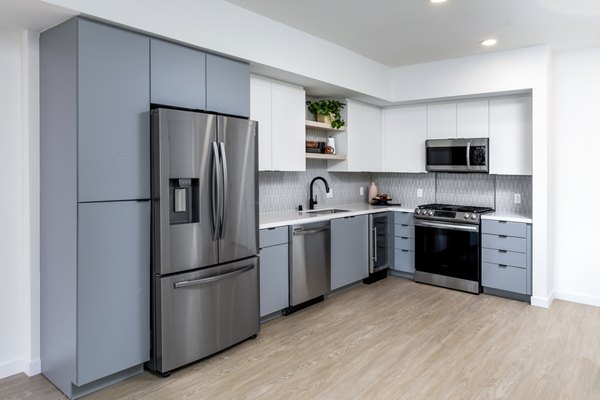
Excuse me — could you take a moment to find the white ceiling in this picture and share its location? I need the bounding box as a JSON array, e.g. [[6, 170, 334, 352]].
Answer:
[[226, 0, 600, 67], [0, 0, 74, 31]]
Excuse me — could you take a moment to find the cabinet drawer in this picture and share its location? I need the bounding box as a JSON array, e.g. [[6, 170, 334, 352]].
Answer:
[[482, 234, 526, 253], [259, 243, 289, 317], [394, 224, 415, 238], [395, 212, 414, 226], [394, 236, 415, 251], [259, 226, 288, 248], [482, 220, 526, 238], [482, 262, 527, 294], [481, 248, 527, 269], [394, 249, 414, 273]]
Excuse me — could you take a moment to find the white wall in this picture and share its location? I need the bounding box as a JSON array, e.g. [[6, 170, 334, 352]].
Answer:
[[41, 0, 392, 101], [389, 46, 554, 307], [552, 46, 600, 307]]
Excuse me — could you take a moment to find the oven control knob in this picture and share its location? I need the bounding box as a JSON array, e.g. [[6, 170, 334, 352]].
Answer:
[[471, 214, 477, 220], [415, 209, 421, 215], [428, 211, 434, 216], [464, 213, 470, 219]]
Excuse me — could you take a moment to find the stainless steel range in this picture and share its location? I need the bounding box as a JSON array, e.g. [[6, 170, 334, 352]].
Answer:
[[413, 204, 493, 294]]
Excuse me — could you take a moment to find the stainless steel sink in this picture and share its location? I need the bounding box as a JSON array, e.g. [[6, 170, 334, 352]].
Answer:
[[302, 208, 351, 215]]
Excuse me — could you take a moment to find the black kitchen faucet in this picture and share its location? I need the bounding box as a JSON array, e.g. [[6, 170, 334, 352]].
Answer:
[[309, 176, 330, 210]]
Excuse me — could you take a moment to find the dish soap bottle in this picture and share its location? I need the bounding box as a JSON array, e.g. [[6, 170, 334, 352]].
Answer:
[[368, 181, 378, 204]]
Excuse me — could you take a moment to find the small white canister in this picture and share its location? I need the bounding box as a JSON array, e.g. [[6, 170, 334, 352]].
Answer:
[[327, 136, 336, 154]]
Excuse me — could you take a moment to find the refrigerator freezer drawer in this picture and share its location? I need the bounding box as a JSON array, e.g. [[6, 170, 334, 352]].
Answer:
[[153, 257, 259, 373]]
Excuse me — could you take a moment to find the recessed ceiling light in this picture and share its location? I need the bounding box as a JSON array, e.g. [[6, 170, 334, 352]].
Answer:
[[430, 0, 447, 3], [481, 38, 497, 47]]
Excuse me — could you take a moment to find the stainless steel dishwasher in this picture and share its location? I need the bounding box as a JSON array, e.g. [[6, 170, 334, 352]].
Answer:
[[284, 220, 331, 315]]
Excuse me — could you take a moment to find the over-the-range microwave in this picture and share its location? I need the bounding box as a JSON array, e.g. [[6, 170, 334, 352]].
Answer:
[[425, 138, 489, 173]]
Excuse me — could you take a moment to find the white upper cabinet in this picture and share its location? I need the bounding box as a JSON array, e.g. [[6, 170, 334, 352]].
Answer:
[[489, 96, 532, 175], [383, 106, 427, 173], [457, 100, 489, 138], [427, 100, 490, 139], [427, 103, 456, 139], [250, 75, 305, 171], [329, 100, 383, 172]]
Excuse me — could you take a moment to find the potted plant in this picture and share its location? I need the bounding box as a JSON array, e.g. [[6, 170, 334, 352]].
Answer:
[[306, 99, 346, 129]]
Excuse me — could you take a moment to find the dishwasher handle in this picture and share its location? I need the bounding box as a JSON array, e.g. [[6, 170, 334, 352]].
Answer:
[[293, 226, 331, 236]]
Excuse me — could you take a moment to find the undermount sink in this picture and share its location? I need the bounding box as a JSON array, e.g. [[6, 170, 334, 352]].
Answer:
[[302, 208, 351, 215]]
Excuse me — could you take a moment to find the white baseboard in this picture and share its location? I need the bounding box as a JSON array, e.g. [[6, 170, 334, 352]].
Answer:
[[24, 357, 41, 376], [531, 291, 555, 308], [0, 357, 41, 380], [0, 358, 26, 380], [554, 290, 600, 308]]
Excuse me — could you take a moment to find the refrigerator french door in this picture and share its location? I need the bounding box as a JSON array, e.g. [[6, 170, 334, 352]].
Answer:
[[148, 108, 259, 375]]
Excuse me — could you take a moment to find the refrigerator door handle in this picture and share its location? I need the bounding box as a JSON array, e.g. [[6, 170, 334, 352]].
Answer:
[[211, 142, 222, 240], [173, 264, 255, 288], [219, 142, 229, 240]]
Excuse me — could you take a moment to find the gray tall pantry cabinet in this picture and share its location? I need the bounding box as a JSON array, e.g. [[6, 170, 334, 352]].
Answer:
[[40, 18, 151, 399]]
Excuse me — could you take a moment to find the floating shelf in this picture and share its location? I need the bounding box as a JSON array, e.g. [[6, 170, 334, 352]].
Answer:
[[305, 153, 346, 160], [305, 120, 346, 132]]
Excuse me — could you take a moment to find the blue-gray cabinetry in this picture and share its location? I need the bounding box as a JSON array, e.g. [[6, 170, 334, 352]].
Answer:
[[392, 212, 415, 277], [77, 19, 150, 202], [331, 215, 369, 290], [150, 39, 206, 110], [259, 227, 289, 318], [206, 53, 250, 117], [481, 219, 532, 300], [40, 17, 150, 399]]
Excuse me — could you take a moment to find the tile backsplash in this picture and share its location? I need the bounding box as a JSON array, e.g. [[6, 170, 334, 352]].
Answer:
[[259, 163, 532, 215]]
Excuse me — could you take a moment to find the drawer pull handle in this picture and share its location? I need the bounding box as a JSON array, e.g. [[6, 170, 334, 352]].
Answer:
[[401, 249, 409, 253], [498, 221, 508, 224], [498, 264, 508, 268], [268, 227, 276, 230], [401, 236, 409, 239], [498, 250, 508, 253], [498, 235, 508, 238]]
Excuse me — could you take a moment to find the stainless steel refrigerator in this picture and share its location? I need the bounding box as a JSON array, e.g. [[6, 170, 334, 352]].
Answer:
[[148, 108, 259, 375]]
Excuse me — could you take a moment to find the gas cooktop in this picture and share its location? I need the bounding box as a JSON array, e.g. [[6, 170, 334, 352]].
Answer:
[[414, 203, 494, 223]]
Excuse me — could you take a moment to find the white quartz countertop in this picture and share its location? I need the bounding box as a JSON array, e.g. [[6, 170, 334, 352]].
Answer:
[[481, 211, 532, 224], [259, 203, 415, 229]]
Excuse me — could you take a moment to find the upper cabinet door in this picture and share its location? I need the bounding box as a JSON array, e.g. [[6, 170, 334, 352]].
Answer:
[[383, 106, 427, 173], [427, 103, 457, 139], [489, 96, 532, 175], [150, 39, 206, 110], [206, 54, 250, 117], [77, 19, 150, 202], [250, 76, 273, 171], [457, 100, 489, 138], [271, 81, 306, 171]]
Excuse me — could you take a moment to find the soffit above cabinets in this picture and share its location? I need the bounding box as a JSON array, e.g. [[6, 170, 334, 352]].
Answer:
[[226, 0, 600, 67]]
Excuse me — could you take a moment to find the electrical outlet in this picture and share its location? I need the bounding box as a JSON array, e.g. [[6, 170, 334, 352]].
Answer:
[[514, 193, 521, 204], [417, 188, 423, 198], [326, 189, 333, 198], [359, 186, 364, 196]]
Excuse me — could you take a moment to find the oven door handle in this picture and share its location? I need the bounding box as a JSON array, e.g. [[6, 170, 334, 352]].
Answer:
[[414, 220, 479, 232]]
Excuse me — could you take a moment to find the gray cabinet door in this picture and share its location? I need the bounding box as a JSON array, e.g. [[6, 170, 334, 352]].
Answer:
[[78, 19, 150, 202], [206, 54, 250, 117], [259, 244, 289, 317], [150, 39, 206, 110], [331, 215, 369, 290], [77, 201, 150, 385]]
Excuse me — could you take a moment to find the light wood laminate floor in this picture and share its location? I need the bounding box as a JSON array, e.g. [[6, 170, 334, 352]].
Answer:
[[2, 277, 600, 399]]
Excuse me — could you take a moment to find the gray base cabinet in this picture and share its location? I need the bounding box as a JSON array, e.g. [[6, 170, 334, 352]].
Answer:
[[392, 212, 415, 275], [40, 17, 151, 399], [259, 227, 289, 317], [331, 215, 369, 290], [481, 220, 532, 296]]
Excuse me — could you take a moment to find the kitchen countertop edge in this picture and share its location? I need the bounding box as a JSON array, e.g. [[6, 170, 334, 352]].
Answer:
[[259, 204, 415, 229], [481, 212, 532, 224]]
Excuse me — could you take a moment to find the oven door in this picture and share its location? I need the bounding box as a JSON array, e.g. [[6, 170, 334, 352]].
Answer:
[[425, 138, 489, 173], [414, 219, 481, 293]]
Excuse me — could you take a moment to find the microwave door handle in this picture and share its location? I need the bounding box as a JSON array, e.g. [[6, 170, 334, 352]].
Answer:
[[466, 142, 471, 170]]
